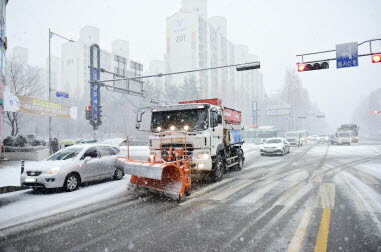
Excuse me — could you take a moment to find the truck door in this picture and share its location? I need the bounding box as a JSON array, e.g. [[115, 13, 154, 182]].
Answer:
[[210, 108, 224, 155]]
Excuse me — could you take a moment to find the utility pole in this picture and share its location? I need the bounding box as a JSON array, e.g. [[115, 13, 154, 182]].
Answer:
[[48, 29, 74, 153]]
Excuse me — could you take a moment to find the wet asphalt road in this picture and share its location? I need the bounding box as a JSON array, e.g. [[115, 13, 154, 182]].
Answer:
[[1, 140, 381, 252]]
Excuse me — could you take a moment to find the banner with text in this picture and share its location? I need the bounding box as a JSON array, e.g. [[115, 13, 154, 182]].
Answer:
[[3, 92, 77, 119]]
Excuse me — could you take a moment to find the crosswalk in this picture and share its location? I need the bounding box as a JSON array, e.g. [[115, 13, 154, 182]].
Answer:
[[183, 167, 380, 213]]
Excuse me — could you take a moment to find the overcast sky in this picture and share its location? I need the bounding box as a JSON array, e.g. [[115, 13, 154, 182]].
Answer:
[[6, 0, 381, 131]]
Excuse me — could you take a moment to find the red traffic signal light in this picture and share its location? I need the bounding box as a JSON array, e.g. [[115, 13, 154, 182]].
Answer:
[[374, 110, 381, 114], [297, 61, 329, 72], [372, 54, 381, 63], [85, 106, 92, 120]]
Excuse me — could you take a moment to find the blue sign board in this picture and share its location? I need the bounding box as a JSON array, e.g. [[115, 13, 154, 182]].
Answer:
[[92, 68, 99, 121], [56, 91, 69, 98], [230, 130, 244, 144], [336, 42, 358, 69]]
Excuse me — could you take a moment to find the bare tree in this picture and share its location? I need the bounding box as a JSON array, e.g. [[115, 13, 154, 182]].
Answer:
[[4, 57, 42, 136]]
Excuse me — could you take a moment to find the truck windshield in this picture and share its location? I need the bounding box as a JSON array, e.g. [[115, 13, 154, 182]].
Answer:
[[151, 109, 208, 132], [285, 133, 298, 138]]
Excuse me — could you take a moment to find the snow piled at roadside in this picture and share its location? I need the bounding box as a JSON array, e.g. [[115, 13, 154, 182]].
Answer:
[[0, 175, 131, 229]]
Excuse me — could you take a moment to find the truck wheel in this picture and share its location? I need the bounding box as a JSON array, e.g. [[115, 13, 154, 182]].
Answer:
[[210, 155, 224, 182], [233, 149, 244, 171]]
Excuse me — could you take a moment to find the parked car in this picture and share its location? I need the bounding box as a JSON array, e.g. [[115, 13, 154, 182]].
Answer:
[[20, 144, 124, 192], [260, 138, 290, 156], [336, 132, 352, 145]]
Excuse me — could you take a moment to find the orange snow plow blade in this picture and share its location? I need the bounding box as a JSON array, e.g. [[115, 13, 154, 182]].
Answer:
[[116, 157, 191, 199]]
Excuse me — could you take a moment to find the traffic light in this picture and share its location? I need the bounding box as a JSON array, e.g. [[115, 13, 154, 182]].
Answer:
[[374, 110, 381, 114], [98, 105, 103, 124], [298, 61, 329, 72], [372, 54, 381, 63], [85, 106, 92, 120]]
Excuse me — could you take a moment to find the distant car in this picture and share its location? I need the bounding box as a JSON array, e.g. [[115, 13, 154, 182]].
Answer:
[[336, 132, 351, 145], [284, 131, 304, 146], [20, 144, 124, 192], [260, 138, 290, 156], [310, 135, 320, 144], [74, 138, 97, 144], [328, 135, 337, 145], [319, 135, 329, 143]]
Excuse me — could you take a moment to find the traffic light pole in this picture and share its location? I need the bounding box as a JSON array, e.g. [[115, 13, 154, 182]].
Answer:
[[296, 38, 381, 65]]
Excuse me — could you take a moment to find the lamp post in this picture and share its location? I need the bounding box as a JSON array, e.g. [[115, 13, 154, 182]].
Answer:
[[48, 28, 74, 153]]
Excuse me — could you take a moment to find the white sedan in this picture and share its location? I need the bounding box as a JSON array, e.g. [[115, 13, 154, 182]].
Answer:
[[20, 144, 125, 192], [260, 138, 290, 156]]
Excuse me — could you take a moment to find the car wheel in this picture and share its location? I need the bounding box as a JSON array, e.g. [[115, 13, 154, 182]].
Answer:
[[210, 154, 224, 182], [64, 173, 80, 192], [113, 168, 124, 180]]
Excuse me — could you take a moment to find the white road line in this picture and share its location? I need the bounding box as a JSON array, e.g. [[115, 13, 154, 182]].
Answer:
[[283, 170, 309, 182], [355, 170, 380, 185], [310, 170, 323, 183], [238, 181, 280, 204], [178, 178, 234, 206], [314, 183, 335, 209], [276, 181, 308, 206], [208, 179, 255, 201], [287, 207, 314, 252]]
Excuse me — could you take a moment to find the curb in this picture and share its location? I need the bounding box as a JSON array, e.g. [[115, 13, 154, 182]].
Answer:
[[0, 186, 25, 194]]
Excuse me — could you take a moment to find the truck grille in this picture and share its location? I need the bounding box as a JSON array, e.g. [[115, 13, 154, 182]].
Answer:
[[160, 143, 194, 161]]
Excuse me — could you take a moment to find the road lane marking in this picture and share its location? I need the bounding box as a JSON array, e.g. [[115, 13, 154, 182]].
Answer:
[[310, 170, 323, 183], [178, 178, 234, 206], [238, 181, 280, 204], [314, 208, 331, 252], [276, 181, 307, 206], [208, 179, 255, 201], [315, 183, 335, 209], [287, 207, 314, 252], [283, 170, 309, 182], [354, 170, 379, 185]]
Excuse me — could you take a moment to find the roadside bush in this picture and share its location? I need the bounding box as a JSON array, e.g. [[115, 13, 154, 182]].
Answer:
[[3, 146, 47, 152], [26, 134, 36, 143], [31, 139, 42, 146], [3, 136, 16, 146], [15, 135, 28, 147]]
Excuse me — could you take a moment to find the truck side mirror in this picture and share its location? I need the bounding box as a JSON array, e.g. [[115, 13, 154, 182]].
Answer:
[[136, 122, 141, 130]]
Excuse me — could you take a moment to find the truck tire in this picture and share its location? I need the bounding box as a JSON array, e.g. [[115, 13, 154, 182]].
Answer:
[[210, 154, 224, 182], [232, 149, 244, 171]]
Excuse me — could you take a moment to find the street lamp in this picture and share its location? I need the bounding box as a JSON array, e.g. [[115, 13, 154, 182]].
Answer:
[[48, 28, 74, 153]]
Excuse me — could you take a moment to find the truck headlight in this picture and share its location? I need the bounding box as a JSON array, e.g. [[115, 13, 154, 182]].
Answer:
[[48, 167, 60, 175], [197, 153, 210, 160]]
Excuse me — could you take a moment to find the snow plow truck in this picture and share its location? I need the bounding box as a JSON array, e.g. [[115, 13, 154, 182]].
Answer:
[[115, 98, 245, 201]]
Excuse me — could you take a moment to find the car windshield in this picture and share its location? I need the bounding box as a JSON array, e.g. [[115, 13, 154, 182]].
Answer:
[[47, 148, 83, 161], [266, 139, 282, 144], [102, 138, 124, 146], [338, 133, 350, 137], [285, 133, 298, 138], [151, 108, 208, 132]]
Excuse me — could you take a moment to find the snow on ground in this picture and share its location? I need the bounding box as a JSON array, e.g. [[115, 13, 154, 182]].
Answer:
[[0, 175, 131, 229], [0, 161, 27, 187], [242, 143, 261, 153]]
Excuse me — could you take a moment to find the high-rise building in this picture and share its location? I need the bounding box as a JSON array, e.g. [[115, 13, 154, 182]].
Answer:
[[60, 26, 143, 101], [166, 0, 265, 125]]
